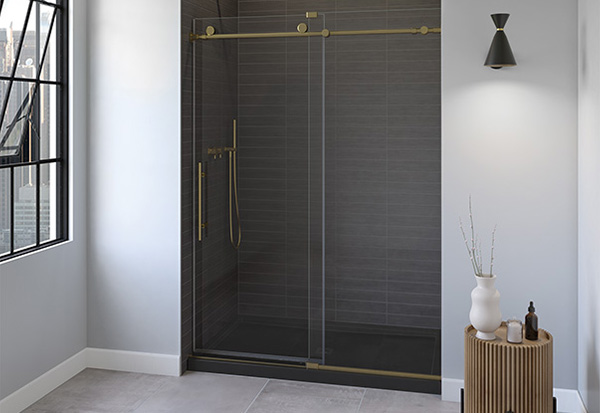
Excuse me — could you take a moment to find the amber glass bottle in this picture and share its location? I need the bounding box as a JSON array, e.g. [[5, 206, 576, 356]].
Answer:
[[525, 301, 538, 340]]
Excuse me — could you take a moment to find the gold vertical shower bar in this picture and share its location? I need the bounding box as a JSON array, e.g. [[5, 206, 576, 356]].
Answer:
[[198, 163, 206, 241]]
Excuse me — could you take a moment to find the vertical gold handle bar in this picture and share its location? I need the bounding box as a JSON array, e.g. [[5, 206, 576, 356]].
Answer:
[[198, 162, 202, 241], [198, 162, 205, 241]]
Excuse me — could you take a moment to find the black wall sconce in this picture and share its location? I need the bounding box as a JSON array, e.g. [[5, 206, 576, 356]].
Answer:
[[484, 13, 516, 69]]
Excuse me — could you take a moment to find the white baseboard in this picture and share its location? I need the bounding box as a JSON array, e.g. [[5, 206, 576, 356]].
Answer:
[[441, 377, 464, 402], [442, 378, 588, 413], [0, 348, 181, 413], [86, 348, 181, 377], [0, 349, 87, 413], [553, 388, 589, 413]]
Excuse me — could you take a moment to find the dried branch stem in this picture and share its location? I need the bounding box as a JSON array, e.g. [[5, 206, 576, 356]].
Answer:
[[489, 225, 497, 276], [460, 217, 480, 275], [460, 197, 497, 278]]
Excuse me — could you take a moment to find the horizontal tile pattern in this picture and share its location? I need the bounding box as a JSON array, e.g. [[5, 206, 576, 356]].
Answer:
[[237, 4, 441, 331], [236, 12, 324, 324]]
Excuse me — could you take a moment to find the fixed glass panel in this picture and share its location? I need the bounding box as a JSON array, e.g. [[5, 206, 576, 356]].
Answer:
[[321, 8, 441, 376], [40, 10, 58, 82], [39, 83, 57, 159], [0, 80, 33, 157], [193, 14, 324, 362], [0, 168, 9, 256], [13, 164, 37, 250], [0, 1, 30, 78], [40, 162, 57, 243]]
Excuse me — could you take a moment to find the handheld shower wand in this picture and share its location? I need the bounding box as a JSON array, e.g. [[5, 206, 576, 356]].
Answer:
[[227, 119, 241, 249]]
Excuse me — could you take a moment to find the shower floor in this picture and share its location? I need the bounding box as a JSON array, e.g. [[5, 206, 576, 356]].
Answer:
[[206, 318, 440, 376]]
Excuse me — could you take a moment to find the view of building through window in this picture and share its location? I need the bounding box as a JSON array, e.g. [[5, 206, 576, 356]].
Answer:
[[0, 0, 65, 258]]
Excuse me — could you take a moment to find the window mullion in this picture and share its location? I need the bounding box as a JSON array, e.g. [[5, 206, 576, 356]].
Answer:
[[9, 166, 14, 254], [35, 2, 41, 246], [35, 164, 40, 246], [35, 1, 40, 160], [0, 76, 60, 85]]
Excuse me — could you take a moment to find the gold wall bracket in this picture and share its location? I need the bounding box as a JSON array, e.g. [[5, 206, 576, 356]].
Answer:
[[297, 23, 308, 34], [306, 362, 319, 370]]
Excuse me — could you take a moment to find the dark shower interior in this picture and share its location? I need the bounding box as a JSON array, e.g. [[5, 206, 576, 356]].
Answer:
[[186, 0, 441, 383]]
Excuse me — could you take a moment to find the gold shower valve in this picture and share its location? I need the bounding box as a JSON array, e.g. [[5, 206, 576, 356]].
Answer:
[[207, 147, 224, 159]]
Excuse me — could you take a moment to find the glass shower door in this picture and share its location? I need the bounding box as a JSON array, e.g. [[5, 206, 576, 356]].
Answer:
[[320, 8, 441, 379], [193, 14, 325, 364]]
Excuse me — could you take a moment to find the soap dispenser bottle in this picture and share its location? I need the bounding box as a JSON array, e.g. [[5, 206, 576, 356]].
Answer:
[[525, 301, 538, 340]]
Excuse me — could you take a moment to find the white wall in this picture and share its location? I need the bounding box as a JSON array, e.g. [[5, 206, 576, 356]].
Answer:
[[0, 0, 88, 400], [442, 0, 578, 394], [86, 0, 181, 356], [578, 0, 600, 410]]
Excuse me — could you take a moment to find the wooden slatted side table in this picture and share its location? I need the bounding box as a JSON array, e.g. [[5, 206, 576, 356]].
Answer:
[[463, 323, 555, 413]]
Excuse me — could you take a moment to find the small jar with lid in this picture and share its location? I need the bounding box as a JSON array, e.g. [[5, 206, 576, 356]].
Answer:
[[507, 318, 523, 343]]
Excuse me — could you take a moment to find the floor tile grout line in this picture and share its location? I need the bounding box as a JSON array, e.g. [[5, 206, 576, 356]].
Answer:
[[130, 376, 172, 412], [355, 388, 367, 413], [243, 378, 270, 413]]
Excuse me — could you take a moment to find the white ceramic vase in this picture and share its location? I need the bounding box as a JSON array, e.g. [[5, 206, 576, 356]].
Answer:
[[469, 274, 502, 340]]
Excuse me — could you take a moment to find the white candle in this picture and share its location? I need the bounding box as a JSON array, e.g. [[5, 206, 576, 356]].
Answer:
[[507, 319, 523, 343]]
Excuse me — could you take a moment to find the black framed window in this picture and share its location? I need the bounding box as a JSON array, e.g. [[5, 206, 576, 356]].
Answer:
[[0, 0, 68, 261]]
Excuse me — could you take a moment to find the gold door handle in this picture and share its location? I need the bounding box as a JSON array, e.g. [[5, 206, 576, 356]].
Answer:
[[199, 163, 206, 241]]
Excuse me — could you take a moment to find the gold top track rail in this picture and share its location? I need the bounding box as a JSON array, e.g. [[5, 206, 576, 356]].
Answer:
[[190, 26, 441, 42]]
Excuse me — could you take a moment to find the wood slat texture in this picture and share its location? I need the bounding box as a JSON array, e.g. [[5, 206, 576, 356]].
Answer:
[[464, 323, 553, 413]]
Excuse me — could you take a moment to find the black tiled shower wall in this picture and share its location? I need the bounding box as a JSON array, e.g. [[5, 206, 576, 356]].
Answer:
[[236, 1, 441, 330], [236, 15, 324, 328]]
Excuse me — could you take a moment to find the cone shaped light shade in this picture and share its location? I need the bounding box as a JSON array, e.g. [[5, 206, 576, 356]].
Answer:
[[484, 13, 516, 69]]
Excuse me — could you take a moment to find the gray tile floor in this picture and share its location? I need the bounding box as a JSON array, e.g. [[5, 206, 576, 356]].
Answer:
[[23, 369, 460, 413]]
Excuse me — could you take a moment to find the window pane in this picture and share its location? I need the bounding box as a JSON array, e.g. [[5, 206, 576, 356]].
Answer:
[[0, 168, 10, 255], [0, 0, 32, 77], [40, 162, 57, 243], [39, 83, 57, 159], [13, 164, 37, 250], [14, 4, 56, 79], [0, 1, 30, 77], [40, 9, 57, 82], [0, 80, 34, 158]]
